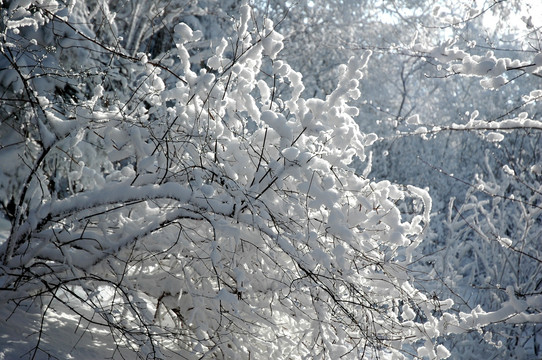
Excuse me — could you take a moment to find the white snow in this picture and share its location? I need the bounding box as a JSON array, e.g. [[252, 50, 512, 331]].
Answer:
[[2, 1, 541, 359]]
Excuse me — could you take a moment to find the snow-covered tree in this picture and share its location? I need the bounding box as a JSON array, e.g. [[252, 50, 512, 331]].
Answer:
[[258, 0, 542, 358], [401, 2, 542, 357], [1, 0, 541, 359], [0, 1, 447, 358]]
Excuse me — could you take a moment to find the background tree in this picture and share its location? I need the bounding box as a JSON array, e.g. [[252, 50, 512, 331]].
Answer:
[[404, 2, 542, 357]]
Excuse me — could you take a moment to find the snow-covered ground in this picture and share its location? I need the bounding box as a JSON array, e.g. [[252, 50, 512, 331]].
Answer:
[[0, 301, 124, 360], [0, 217, 134, 359], [0, 217, 9, 243]]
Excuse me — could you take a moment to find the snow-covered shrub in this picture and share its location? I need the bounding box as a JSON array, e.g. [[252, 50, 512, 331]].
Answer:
[[1, 1, 540, 359], [0, 1, 453, 358]]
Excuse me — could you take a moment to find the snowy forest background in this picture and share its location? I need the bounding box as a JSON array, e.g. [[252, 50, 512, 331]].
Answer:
[[0, 0, 541, 359]]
